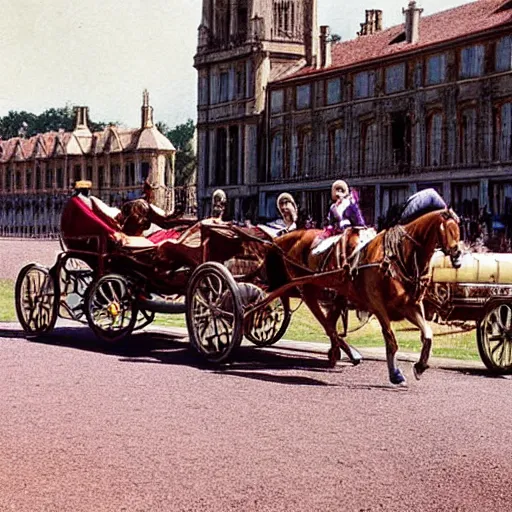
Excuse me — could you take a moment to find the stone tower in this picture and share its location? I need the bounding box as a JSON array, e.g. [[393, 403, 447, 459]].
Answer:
[[194, 0, 318, 219]]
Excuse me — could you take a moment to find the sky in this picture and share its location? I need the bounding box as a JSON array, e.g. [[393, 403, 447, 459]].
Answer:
[[0, 0, 472, 129]]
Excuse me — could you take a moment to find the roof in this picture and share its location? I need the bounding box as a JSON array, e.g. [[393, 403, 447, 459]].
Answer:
[[279, 0, 512, 82]]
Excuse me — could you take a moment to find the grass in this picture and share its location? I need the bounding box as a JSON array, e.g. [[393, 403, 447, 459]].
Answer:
[[1, 279, 480, 360]]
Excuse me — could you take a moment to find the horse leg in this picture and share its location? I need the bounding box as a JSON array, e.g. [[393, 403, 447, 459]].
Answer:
[[404, 303, 433, 380], [375, 311, 406, 385]]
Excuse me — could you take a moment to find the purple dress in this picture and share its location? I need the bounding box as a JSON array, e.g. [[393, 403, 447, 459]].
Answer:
[[328, 196, 366, 233]]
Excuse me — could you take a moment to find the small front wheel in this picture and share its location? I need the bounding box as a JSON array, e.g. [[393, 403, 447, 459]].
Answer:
[[85, 274, 138, 344], [15, 264, 58, 335], [477, 302, 512, 374], [186, 262, 243, 364]]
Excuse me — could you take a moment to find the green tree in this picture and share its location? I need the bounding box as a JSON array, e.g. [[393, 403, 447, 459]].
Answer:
[[157, 119, 197, 186], [0, 105, 109, 140]]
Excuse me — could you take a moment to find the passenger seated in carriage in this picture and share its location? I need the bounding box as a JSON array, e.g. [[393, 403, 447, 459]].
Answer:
[[327, 180, 365, 234], [258, 193, 298, 238], [211, 189, 227, 221], [398, 188, 447, 225]]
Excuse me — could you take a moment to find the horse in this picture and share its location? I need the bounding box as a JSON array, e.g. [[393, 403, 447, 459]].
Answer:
[[266, 209, 462, 385]]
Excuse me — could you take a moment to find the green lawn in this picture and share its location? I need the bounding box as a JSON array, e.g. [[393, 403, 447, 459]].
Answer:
[[2, 279, 480, 360]]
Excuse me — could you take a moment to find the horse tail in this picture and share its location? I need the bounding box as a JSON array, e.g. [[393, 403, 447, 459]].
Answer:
[[266, 247, 289, 292]]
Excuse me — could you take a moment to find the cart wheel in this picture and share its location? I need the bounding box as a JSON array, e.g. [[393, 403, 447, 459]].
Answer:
[[242, 283, 291, 347], [85, 274, 138, 343], [186, 262, 243, 363], [15, 264, 58, 335], [477, 302, 512, 374], [348, 309, 372, 333]]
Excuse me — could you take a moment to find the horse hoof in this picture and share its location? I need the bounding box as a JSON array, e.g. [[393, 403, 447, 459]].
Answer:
[[349, 346, 363, 366], [327, 347, 341, 368], [390, 369, 406, 385], [413, 363, 429, 380]]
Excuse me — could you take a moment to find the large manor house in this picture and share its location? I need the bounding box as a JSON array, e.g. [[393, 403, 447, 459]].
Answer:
[[1, 0, 512, 236], [195, 0, 512, 228]]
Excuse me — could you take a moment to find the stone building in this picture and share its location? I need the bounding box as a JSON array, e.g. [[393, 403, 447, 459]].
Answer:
[[0, 91, 177, 237], [195, 0, 512, 236]]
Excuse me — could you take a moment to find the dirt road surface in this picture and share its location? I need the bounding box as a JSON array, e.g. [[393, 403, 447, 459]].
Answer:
[[1, 323, 511, 512]]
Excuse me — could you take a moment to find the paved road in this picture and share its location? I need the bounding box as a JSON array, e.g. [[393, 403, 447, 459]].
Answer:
[[1, 322, 511, 512]]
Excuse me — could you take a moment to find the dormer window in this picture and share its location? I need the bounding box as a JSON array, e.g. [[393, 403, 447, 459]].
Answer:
[[460, 45, 484, 78], [354, 71, 375, 99], [385, 64, 405, 94], [496, 35, 512, 72], [426, 54, 446, 85]]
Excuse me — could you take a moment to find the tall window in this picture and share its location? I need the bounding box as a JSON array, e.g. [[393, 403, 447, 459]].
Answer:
[[426, 112, 444, 166], [215, 128, 227, 185], [35, 166, 42, 190], [219, 71, 229, 103], [5, 167, 11, 191], [26, 168, 32, 190], [296, 84, 311, 110], [273, 0, 296, 38], [270, 131, 284, 180], [385, 64, 405, 94], [56, 168, 64, 189], [426, 54, 446, 85], [361, 121, 377, 174], [496, 36, 512, 72], [271, 90, 284, 113], [460, 108, 477, 165], [326, 78, 342, 105], [497, 102, 512, 161], [460, 45, 484, 78], [111, 164, 121, 187], [45, 167, 53, 189], [354, 71, 375, 99], [328, 125, 344, 173], [297, 129, 311, 177]]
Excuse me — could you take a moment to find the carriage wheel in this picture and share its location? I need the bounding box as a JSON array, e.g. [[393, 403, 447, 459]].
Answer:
[[186, 262, 243, 364], [15, 264, 58, 336], [85, 274, 138, 344], [477, 302, 512, 374], [243, 284, 291, 347]]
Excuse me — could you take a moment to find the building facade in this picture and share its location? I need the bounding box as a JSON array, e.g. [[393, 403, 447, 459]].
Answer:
[[0, 91, 178, 237], [195, 0, 512, 238]]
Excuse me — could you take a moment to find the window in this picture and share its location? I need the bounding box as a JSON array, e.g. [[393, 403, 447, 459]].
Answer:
[[326, 78, 342, 105], [140, 162, 150, 181], [361, 121, 377, 174], [385, 64, 405, 94], [125, 163, 135, 186], [426, 112, 444, 166], [5, 167, 11, 191], [296, 84, 311, 110], [496, 35, 512, 72], [273, 0, 296, 38], [460, 108, 477, 164], [497, 102, 512, 161], [220, 72, 229, 103], [328, 125, 344, 172], [215, 128, 227, 185], [45, 167, 53, 189], [354, 71, 375, 99], [16, 170, 22, 190], [56, 168, 64, 189], [35, 166, 42, 190], [297, 129, 311, 177], [111, 164, 121, 187], [460, 45, 484, 78], [236, 66, 246, 99], [270, 132, 284, 180], [210, 72, 219, 104], [271, 90, 284, 113], [86, 166, 93, 181], [426, 54, 446, 85], [198, 75, 209, 106], [26, 168, 33, 190]]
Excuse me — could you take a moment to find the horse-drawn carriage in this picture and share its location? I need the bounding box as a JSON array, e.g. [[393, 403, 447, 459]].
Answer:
[[14, 191, 292, 362]]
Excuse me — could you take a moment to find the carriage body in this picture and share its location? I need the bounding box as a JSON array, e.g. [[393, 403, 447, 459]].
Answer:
[[15, 194, 291, 357], [425, 250, 512, 373]]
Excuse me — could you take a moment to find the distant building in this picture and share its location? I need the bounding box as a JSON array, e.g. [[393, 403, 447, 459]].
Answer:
[[0, 91, 176, 237], [194, 0, 512, 237]]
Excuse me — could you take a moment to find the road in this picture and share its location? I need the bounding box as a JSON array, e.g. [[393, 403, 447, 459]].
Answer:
[[1, 322, 511, 512]]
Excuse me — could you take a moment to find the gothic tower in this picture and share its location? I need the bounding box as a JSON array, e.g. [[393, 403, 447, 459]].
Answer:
[[194, 0, 318, 219]]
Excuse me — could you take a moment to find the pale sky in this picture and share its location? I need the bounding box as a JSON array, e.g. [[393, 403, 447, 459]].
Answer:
[[0, 0, 471, 129]]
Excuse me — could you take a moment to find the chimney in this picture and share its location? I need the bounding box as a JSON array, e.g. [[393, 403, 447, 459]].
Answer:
[[318, 25, 332, 69], [141, 89, 154, 129], [74, 106, 89, 130], [403, 1, 423, 44], [357, 9, 383, 36]]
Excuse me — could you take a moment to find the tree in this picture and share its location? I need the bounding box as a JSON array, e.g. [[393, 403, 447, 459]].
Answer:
[[157, 119, 197, 186], [0, 105, 110, 140], [328, 33, 341, 43]]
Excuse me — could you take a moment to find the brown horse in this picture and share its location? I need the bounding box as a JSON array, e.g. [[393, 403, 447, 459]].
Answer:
[[266, 209, 462, 385]]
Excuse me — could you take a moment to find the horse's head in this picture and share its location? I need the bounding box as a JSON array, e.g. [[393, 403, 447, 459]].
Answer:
[[438, 209, 462, 268]]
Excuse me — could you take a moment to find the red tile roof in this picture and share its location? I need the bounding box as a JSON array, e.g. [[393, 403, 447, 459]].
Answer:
[[279, 0, 512, 82]]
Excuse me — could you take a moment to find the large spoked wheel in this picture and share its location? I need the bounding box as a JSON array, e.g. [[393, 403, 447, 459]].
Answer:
[[242, 284, 291, 347], [85, 274, 138, 344], [186, 262, 243, 364], [15, 264, 58, 336], [477, 302, 512, 374]]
